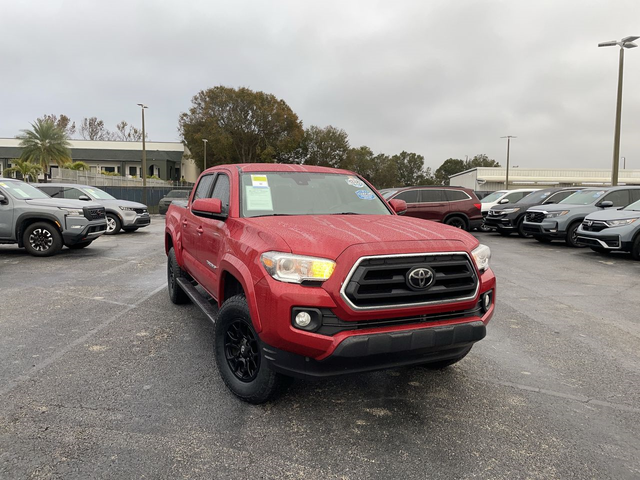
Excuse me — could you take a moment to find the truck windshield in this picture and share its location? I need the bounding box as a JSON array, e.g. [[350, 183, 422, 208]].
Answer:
[[480, 191, 507, 203], [560, 189, 606, 205], [240, 172, 391, 217], [0, 181, 50, 200]]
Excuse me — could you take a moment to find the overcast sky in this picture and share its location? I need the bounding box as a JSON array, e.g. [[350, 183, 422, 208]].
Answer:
[[2, 0, 640, 171]]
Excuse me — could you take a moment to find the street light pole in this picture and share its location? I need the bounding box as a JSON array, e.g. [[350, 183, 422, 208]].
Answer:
[[501, 136, 516, 189], [598, 36, 638, 186], [137, 103, 148, 205], [203, 138, 208, 172]]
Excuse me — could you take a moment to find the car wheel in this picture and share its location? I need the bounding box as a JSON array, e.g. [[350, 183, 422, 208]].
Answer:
[[215, 295, 287, 404], [534, 236, 552, 243], [167, 248, 189, 305], [122, 227, 139, 233], [565, 222, 585, 248], [422, 346, 472, 370], [22, 222, 63, 257], [631, 235, 640, 261], [517, 217, 532, 238], [479, 221, 493, 232], [445, 216, 468, 230], [68, 241, 93, 250], [105, 213, 122, 235]]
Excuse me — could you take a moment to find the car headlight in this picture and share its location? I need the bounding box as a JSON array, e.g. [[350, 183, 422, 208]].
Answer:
[[545, 210, 569, 218], [119, 206, 136, 211], [260, 252, 336, 284], [471, 244, 491, 273], [604, 218, 637, 227], [501, 208, 520, 214], [59, 207, 84, 216]]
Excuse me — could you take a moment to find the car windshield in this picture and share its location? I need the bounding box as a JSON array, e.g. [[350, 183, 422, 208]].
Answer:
[[519, 190, 556, 204], [0, 180, 50, 200], [559, 189, 607, 205], [167, 190, 190, 198], [623, 199, 640, 211], [82, 187, 115, 200], [480, 191, 507, 203], [240, 172, 391, 217]]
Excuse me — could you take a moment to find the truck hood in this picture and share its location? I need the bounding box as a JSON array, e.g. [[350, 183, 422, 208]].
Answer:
[[25, 198, 104, 209], [97, 199, 147, 209], [244, 215, 476, 259], [585, 208, 640, 221], [528, 203, 590, 212]]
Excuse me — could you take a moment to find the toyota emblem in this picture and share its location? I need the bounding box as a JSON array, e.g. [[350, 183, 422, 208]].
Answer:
[[406, 267, 435, 291]]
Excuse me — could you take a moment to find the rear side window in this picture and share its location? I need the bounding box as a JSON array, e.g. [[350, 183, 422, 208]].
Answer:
[[210, 174, 230, 213], [545, 190, 577, 204], [193, 174, 214, 201], [420, 189, 445, 202], [631, 189, 640, 203], [394, 190, 420, 204], [603, 189, 630, 207], [62, 188, 86, 200], [444, 190, 470, 201], [38, 186, 63, 198]]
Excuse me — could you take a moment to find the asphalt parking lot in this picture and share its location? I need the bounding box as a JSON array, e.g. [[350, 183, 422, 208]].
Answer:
[[1, 218, 639, 479]]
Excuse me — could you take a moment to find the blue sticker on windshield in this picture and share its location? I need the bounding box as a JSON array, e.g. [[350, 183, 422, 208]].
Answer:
[[355, 190, 375, 200]]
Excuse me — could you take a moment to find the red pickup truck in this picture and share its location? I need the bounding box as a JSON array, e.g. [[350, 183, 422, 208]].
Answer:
[[165, 164, 495, 403]]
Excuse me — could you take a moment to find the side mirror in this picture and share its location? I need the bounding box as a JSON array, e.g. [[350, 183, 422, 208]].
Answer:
[[499, 198, 510, 204], [78, 195, 91, 201], [389, 199, 407, 215], [191, 198, 225, 219], [598, 200, 614, 209], [0, 194, 6, 204]]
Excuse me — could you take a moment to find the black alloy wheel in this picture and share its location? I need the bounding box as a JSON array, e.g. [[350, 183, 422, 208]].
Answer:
[[22, 222, 63, 256], [445, 216, 467, 230], [565, 222, 585, 248], [224, 320, 261, 382], [167, 248, 189, 304]]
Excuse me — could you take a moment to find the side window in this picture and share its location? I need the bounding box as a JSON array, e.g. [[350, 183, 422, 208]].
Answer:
[[394, 190, 420, 204], [603, 190, 630, 207], [193, 174, 214, 201], [505, 192, 525, 203], [210, 174, 230, 213], [630, 189, 640, 203], [420, 189, 445, 202], [444, 190, 469, 201], [545, 190, 574, 204], [63, 188, 85, 200], [38, 187, 62, 198]]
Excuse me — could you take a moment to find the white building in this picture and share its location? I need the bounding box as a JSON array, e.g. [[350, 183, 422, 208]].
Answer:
[[450, 167, 640, 191]]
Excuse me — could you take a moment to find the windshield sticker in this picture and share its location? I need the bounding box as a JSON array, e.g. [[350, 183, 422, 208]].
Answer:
[[251, 175, 269, 188], [86, 188, 97, 196], [346, 177, 365, 188], [13, 188, 30, 198], [593, 191, 605, 198], [0, 182, 7, 187], [355, 189, 375, 200], [245, 185, 273, 210], [541, 192, 550, 197]]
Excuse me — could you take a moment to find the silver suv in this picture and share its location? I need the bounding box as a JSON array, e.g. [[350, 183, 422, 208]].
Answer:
[[522, 186, 640, 247], [576, 198, 640, 259], [37, 184, 150, 235]]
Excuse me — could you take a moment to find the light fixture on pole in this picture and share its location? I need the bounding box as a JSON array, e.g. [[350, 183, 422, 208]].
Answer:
[[203, 138, 208, 172], [500, 136, 516, 189], [598, 35, 639, 186], [137, 103, 148, 205]]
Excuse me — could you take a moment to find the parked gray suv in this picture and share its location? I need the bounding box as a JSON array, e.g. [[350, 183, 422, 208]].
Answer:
[[37, 183, 150, 235], [0, 179, 107, 256], [522, 186, 640, 247], [576, 198, 640, 259]]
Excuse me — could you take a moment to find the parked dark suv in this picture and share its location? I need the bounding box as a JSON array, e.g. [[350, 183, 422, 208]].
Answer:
[[380, 186, 482, 231], [485, 187, 584, 237]]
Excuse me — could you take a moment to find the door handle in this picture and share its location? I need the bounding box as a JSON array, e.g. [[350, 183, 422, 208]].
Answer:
[[196, 226, 204, 235]]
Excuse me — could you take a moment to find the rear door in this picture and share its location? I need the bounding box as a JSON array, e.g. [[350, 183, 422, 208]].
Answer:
[[601, 189, 630, 208], [416, 189, 447, 221], [181, 173, 215, 282]]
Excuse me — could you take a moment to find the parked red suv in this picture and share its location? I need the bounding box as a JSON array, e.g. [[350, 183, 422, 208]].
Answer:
[[380, 186, 483, 231]]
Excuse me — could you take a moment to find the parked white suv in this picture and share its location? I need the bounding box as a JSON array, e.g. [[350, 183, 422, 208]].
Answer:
[[479, 189, 539, 232]]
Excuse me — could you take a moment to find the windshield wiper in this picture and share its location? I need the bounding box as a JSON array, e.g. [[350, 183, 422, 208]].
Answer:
[[249, 214, 298, 218], [328, 212, 362, 215]]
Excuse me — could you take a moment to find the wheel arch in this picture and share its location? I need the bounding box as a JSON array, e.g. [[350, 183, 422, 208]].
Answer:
[[218, 255, 263, 332], [15, 213, 62, 248]]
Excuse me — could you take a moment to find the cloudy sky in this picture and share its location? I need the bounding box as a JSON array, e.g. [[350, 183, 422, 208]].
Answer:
[[2, 0, 640, 171]]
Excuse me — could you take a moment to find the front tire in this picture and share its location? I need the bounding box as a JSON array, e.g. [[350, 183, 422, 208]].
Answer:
[[479, 221, 493, 232], [22, 222, 63, 257], [517, 217, 532, 238], [167, 248, 189, 305], [565, 221, 585, 248], [215, 295, 286, 404], [631, 235, 640, 261], [105, 213, 122, 235]]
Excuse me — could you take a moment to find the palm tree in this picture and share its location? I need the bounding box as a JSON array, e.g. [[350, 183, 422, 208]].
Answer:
[[17, 119, 72, 181], [3, 159, 43, 183], [63, 161, 89, 171]]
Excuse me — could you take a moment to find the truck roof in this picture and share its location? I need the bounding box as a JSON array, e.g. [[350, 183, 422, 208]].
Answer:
[[218, 163, 354, 175]]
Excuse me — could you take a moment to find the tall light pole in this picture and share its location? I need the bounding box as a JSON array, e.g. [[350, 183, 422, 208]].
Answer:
[[598, 36, 638, 186], [501, 136, 516, 189], [203, 138, 208, 172], [137, 103, 148, 205]]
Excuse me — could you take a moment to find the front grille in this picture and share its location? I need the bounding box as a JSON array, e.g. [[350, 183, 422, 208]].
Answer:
[[83, 206, 106, 221], [134, 208, 148, 214], [581, 220, 608, 232], [342, 253, 478, 310], [526, 212, 545, 223], [488, 210, 504, 217]]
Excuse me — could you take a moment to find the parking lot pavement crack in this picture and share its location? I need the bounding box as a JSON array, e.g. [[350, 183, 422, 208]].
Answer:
[[0, 283, 166, 400]]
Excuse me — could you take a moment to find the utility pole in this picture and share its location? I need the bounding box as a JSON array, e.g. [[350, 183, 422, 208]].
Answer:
[[137, 104, 148, 205], [501, 136, 516, 189]]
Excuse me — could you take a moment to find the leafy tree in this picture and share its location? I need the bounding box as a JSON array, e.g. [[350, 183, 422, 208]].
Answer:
[[178, 86, 304, 169], [297, 125, 350, 168], [434, 158, 467, 185], [464, 154, 500, 169], [114, 121, 144, 141], [80, 117, 114, 141], [3, 159, 43, 182], [340, 147, 398, 189], [17, 119, 72, 181], [392, 151, 429, 186], [38, 114, 76, 138]]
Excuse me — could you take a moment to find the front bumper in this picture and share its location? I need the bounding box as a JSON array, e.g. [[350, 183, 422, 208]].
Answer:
[[122, 213, 151, 228], [576, 228, 633, 251], [485, 215, 516, 231], [522, 220, 566, 238], [62, 219, 107, 245]]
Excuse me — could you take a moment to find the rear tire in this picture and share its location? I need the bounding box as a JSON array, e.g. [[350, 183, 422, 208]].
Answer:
[[423, 346, 472, 370], [565, 221, 585, 248], [167, 248, 189, 305], [631, 235, 640, 261], [68, 241, 93, 250], [215, 295, 287, 404], [22, 222, 63, 257], [445, 216, 468, 230]]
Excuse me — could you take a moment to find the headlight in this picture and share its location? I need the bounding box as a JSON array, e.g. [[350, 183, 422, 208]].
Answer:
[[501, 208, 520, 214], [260, 252, 336, 284], [119, 206, 136, 211], [59, 207, 84, 216], [605, 218, 637, 227], [545, 210, 569, 218], [471, 244, 491, 273]]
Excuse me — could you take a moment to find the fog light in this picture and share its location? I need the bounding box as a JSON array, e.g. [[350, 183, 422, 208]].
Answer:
[[295, 311, 312, 327], [483, 293, 491, 310]]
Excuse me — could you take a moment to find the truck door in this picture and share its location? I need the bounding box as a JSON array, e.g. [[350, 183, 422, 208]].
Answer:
[[181, 173, 215, 282], [0, 185, 14, 239]]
